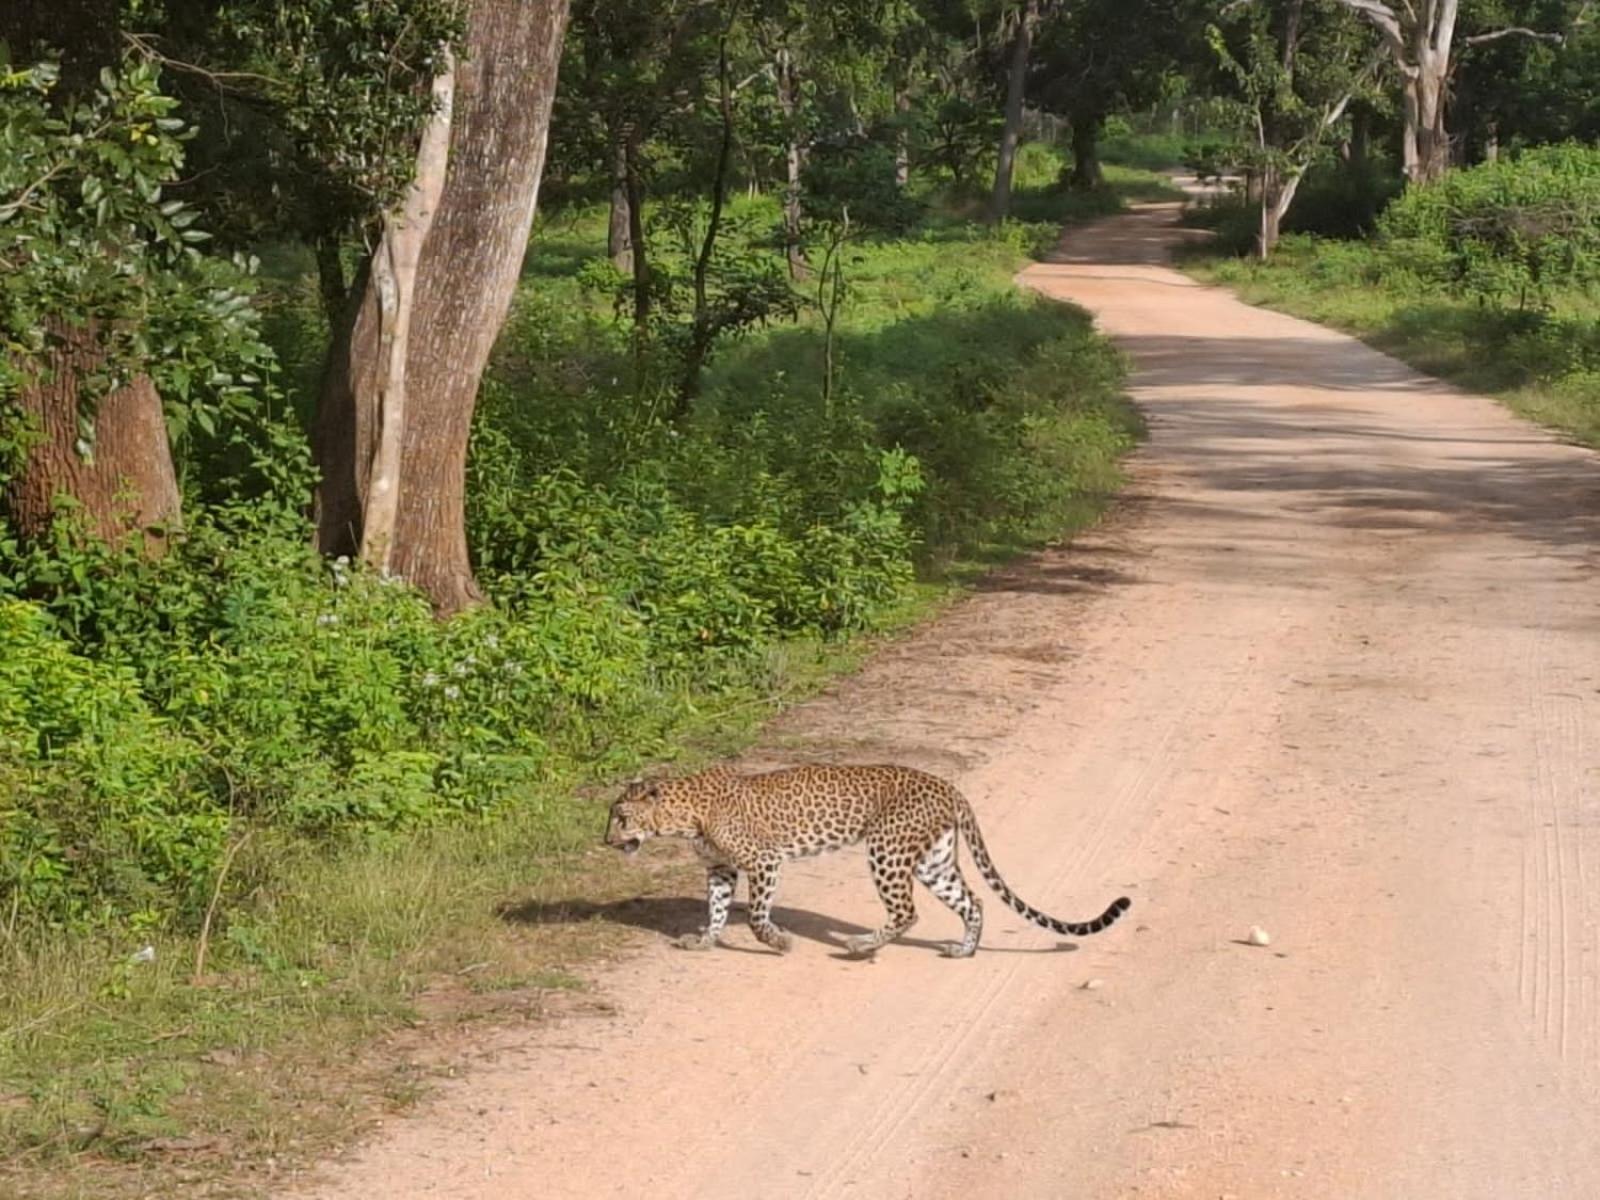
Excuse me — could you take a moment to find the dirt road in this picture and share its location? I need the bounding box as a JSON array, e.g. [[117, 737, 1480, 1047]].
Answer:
[[304, 202, 1600, 1199]]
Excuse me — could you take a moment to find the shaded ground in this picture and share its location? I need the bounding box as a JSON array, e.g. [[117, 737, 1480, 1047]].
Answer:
[[298, 200, 1600, 1200]]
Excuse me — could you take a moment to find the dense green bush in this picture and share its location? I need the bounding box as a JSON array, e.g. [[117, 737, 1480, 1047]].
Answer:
[[1378, 144, 1600, 305], [1286, 159, 1403, 239], [801, 140, 924, 232]]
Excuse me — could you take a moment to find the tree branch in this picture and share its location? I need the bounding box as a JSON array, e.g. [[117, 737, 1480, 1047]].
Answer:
[[1334, 0, 1411, 65], [1462, 26, 1565, 46]]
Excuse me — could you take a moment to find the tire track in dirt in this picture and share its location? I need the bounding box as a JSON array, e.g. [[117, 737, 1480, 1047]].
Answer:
[[300, 199, 1600, 1200]]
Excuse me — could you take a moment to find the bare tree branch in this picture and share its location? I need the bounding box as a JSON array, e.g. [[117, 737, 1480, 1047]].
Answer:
[[1462, 26, 1565, 46]]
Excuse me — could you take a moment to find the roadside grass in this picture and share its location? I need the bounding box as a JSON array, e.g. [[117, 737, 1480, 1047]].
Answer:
[[0, 158, 1164, 1199], [1, 600, 945, 1199], [1182, 233, 1600, 450]]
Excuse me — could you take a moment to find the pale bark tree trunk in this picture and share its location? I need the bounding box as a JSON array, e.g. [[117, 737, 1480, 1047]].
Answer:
[[1412, 44, 1451, 183], [1256, 88, 1358, 259], [893, 88, 911, 188], [4, 322, 180, 551], [988, 0, 1038, 222], [315, 0, 570, 615], [775, 47, 807, 280], [357, 54, 455, 575], [607, 130, 632, 272], [1257, 168, 1306, 259]]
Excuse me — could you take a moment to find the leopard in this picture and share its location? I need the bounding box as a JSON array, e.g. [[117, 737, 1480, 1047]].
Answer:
[[604, 763, 1131, 958]]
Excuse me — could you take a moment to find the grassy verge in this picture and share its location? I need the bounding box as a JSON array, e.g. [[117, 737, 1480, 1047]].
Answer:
[[1, 596, 941, 1200], [1, 161, 1160, 1199], [1181, 232, 1600, 448]]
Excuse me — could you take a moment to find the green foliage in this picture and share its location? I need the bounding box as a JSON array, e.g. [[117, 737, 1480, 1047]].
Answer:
[[642, 200, 803, 374], [0, 56, 272, 452], [1283, 156, 1402, 238], [1377, 144, 1600, 307], [213, 0, 465, 220], [802, 140, 925, 232], [1, 182, 1143, 932], [0, 599, 220, 927]]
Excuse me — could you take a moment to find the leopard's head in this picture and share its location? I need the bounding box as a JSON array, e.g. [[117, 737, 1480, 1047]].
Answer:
[[604, 779, 700, 855]]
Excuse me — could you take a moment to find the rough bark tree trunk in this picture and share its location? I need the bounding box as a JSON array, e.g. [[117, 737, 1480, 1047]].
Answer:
[[893, 88, 911, 188], [988, 0, 1037, 222], [314, 0, 569, 615], [1410, 50, 1450, 183], [1069, 111, 1103, 189], [775, 47, 807, 280], [607, 130, 633, 273], [356, 54, 455, 575], [4, 322, 181, 551], [624, 129, 650, 335], [676, 25, 736, 412]]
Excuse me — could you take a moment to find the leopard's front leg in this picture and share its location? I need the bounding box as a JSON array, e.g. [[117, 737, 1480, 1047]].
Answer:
[[745, 859, 794, 953], [675, 865, 737, 950]]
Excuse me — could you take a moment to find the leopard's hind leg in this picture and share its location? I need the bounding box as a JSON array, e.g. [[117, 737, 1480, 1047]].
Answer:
[[914, 828, 983, 958], [842, 835, 918, 957]]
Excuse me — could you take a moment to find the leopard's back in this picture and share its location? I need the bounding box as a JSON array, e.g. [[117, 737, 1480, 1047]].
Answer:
[[707, 764, 954, 859]]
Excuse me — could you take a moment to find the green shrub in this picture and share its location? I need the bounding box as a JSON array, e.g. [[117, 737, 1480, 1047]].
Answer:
[[1285, 159, 1403, 239], [802, 140, 924, 232], [0, 600, 221, 926], [1378, 144, 1600, 305]]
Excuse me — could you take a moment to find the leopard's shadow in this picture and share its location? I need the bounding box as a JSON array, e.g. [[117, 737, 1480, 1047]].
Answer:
[[496, 895, 1079, 957]]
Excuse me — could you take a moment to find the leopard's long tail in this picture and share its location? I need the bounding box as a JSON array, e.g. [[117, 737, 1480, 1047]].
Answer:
[[956, 801, 1131, 936]]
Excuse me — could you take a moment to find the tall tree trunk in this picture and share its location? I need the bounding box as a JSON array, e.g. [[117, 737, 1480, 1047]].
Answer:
[[607, 129, 633, 273], [315, 0, 570, 615], [1069, 110, 1103, 189], [988, 0, 1037, 222], [676, 23, 737, 413], [4, 322, 180, 551], [1348, 104, 1371, 169], [1257, 168, 1305, 259], [775, 47, 807, 280], [356, 54, 455, 575], [1410, 52, 1450, 183], [624, 128, 650, 335], [893, 88, 911, 188]]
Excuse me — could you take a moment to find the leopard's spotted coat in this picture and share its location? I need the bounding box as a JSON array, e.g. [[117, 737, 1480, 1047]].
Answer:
[[604, 764, 1131, 957]]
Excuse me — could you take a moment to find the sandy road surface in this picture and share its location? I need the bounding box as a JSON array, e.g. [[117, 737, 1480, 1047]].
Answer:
[[304, 202, 1600, 1199]]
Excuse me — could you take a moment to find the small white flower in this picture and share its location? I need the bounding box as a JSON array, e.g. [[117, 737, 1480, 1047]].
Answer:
[[483, 634, 499, 650], [316, 613, 339, 627], [451, 661, 470, 677], [421, 672, 441, 688], [131, 944, 156, 965], [443, 685, 461, 701], [333, 555, 350, 568]]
